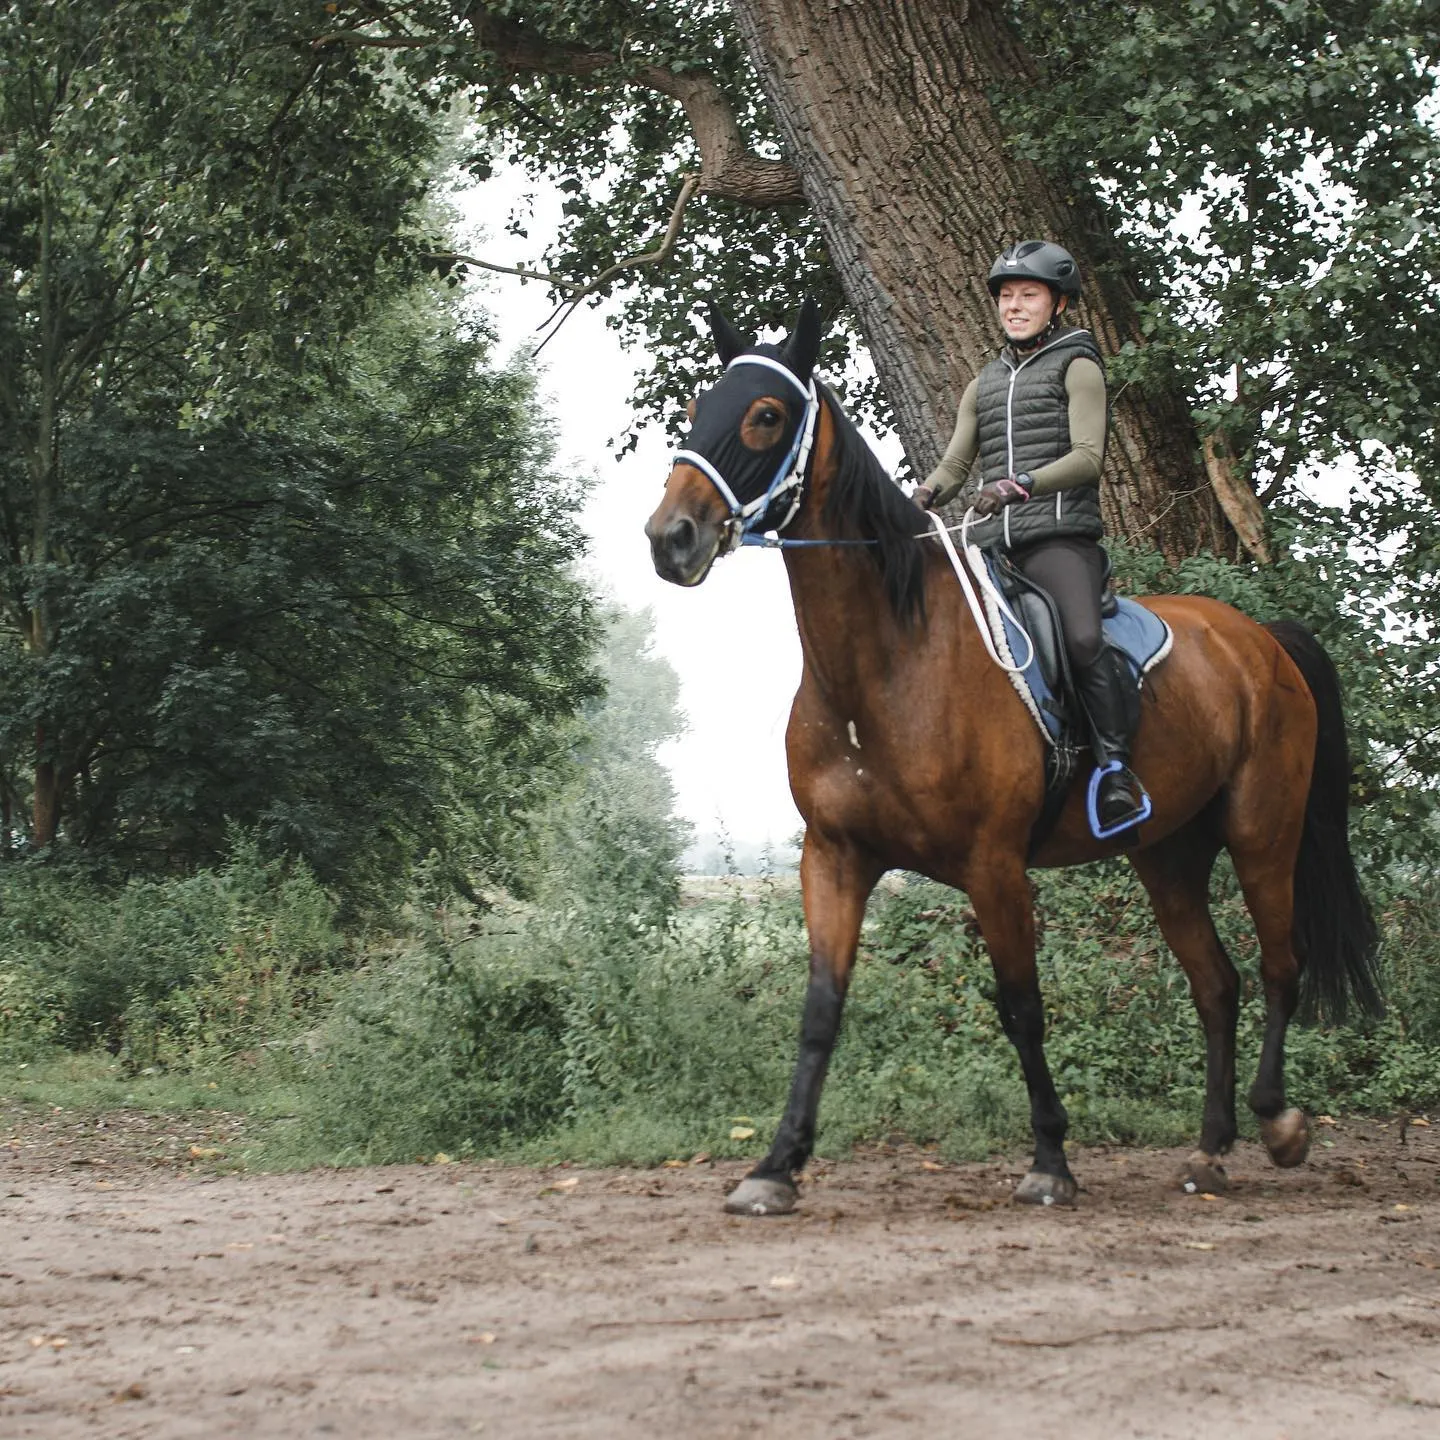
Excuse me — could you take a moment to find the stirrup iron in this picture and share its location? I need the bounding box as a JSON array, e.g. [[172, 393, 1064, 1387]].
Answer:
[[1087, 759, 1152, 840]]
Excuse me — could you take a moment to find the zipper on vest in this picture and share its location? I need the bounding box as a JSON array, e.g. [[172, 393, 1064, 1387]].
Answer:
[[999, 334, 1092, 541], [1003, 352, 1037, 479], [1003, 348, 1043, 552]]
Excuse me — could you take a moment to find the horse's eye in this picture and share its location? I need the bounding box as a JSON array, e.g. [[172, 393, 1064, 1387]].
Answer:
[[756, 406, 782, 427]]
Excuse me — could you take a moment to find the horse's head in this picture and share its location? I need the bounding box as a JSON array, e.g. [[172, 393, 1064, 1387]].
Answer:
[[646, 299, 822, 586]]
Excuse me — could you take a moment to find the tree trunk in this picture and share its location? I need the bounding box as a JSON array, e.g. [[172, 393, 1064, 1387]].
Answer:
[[33, 730, 60, 849], [727, 0, 1231, 562], [28, 184, 62, 849]]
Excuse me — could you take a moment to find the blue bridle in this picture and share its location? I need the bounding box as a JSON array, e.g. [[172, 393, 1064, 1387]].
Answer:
[[671, 354, 821, 554]]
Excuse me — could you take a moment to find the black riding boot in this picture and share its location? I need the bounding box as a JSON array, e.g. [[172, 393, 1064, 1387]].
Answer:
[[1075, 643, 1151, 836]]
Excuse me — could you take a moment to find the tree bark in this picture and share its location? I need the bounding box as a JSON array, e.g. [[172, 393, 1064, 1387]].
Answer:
[[33, 731, 60, 849], [727, 0, 1232, 562]]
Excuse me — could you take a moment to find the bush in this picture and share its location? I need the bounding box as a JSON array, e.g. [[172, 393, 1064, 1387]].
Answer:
[[294, 858, 1440, 1168], [0, 836, 342, 1068], [304, 928, 570, 1164], [294, 869, 798, 1163], [8, 819, 1438, 1173]]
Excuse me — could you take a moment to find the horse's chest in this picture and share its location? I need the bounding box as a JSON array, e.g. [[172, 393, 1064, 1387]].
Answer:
[[788, 712, 879, 813], [787, 712, 942, 841]]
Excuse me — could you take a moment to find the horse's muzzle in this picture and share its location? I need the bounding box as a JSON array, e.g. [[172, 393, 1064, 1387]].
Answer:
[[645, 509, 720, 587]]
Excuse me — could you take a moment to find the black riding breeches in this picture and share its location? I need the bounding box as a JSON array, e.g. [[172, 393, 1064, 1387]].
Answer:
[[1012, 536, 1106, 671]]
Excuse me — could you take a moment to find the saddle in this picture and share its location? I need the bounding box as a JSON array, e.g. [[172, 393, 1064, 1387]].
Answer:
[[994, 553, 1119, 730], [976, 547, 1173, 853], [981, 548, 1172, 750]]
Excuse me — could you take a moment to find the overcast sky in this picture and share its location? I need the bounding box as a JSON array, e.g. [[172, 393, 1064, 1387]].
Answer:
[[455, 171, 807, 846]]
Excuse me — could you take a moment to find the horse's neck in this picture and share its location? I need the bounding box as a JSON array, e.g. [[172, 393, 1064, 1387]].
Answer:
[[781, 546, 891, 708], [780, 504, 976, 727]]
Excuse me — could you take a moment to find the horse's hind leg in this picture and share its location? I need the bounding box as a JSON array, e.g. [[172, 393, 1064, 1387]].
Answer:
[[1131, 822, 1239, 1193], [1228, 840, 1311, 1169], [968, 856, 1076, 1206], [1223, 724, 1313, 1170], [724, 831, 880, 1217]]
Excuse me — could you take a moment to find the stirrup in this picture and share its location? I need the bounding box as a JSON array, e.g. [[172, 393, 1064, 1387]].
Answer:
[[1087, 759, 1152, 840]]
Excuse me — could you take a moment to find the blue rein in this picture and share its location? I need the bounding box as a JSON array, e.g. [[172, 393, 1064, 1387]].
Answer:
[[742, 533, 876, 548]]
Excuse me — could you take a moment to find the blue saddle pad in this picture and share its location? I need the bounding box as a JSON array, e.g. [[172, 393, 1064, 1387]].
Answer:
[[984, 552, 1173, 746]]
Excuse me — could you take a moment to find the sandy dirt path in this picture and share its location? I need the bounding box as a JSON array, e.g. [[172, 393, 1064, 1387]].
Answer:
[[2, 1110, 1438, 1438]]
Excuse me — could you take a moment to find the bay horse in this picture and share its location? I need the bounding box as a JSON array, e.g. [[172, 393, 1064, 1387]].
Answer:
[[645, 300, 1381, 1215]]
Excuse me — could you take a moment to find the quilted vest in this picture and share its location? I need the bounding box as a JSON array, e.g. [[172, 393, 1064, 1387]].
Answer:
[[967, 328, 1105, 550]]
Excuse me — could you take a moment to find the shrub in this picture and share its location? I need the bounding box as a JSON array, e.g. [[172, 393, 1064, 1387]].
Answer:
[[297, 861, 1440, 1166], [0, 836, 342, 1068]]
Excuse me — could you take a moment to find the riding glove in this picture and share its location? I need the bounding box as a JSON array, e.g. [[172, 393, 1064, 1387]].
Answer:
[[973, 475, 1032, 516]]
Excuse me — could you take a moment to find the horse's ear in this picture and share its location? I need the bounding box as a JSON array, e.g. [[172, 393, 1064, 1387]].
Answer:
[[708, 305, 752, 366], [782, 297, 822, 381]]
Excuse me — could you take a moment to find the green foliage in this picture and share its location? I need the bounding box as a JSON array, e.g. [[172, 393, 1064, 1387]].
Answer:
[[288, 863, 1440, 1168], [0, 1, 439, 433], [0, 835, 342, 1069], [529, 604, 691, 937], [0, 3, 602, 890], [302, 0, 1440, 488], [1007, 0, 1440, 501], [294, 869, 804, 1166], [299, 602, 696, 1159], [0, 1047, 285, 1119], [5, 834, 1438, 1171], [303, 921, 571, 1164], [315, 0, 871, 444], [1, 298, 600, 893]]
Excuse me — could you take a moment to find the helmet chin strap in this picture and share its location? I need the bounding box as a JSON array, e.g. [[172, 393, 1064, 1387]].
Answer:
[[1009, 325, 1052, 354]]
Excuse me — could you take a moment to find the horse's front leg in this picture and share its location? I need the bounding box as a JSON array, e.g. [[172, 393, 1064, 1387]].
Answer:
[[724, 833, 879, 1217], [968, 857, 1077, 1206]]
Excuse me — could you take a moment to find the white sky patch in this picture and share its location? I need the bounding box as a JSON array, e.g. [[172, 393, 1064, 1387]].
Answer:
[[453, 165, 806, 845]]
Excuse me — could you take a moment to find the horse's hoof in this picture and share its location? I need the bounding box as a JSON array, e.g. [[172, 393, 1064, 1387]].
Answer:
[[724, 1176, 798, 1217], [1259, 1108, 1311, 1168], [1177, 1151, 1229, 1195], [1012, 1170, 1078, 1207]]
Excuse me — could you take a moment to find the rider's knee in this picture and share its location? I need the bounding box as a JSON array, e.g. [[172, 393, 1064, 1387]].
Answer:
[[1069, 625, 1103, 671]]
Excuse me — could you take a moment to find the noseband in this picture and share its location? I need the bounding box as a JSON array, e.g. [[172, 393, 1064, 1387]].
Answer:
[[671, 354, 820, 553]]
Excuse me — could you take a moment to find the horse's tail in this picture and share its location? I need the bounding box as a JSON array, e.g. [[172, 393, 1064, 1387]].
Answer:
[[1264, 620, 1383, 1023]]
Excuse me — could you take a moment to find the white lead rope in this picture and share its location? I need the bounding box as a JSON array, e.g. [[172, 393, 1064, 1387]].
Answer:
[[927, 509, 1036, 675]]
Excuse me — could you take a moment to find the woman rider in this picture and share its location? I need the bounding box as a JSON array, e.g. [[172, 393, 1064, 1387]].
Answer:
[[912, 240, 1149, 834]]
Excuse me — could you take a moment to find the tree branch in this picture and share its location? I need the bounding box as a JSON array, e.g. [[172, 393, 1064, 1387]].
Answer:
[[423, 252, 588, 294], [531, 170, 701, 351], [1256, 385, 1313, 505], [313, 12, 805, 208], [312, 31, 429, 50], [430, 172, 702, 350], [1203, 434, 1271, 565]]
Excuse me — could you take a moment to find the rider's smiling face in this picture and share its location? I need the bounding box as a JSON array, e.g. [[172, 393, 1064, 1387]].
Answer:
[[997, 279, 1060, 342]]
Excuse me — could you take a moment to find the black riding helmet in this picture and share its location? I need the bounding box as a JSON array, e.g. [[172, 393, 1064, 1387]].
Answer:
[[986, 240, 1082, 299]]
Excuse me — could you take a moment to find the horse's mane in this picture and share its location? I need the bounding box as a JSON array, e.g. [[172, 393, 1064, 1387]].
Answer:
[[817, 383, 927, 626]]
